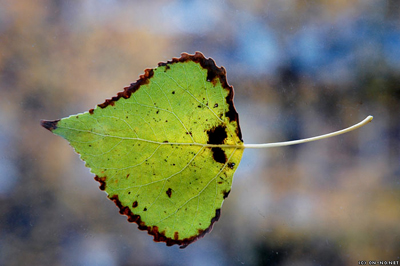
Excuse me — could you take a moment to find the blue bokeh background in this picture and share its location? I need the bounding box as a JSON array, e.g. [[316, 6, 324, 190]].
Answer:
[[0, 1, 399, 265]]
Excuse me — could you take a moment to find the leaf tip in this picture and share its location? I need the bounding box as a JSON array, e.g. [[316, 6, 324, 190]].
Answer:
[[40, 119, 60, 132]]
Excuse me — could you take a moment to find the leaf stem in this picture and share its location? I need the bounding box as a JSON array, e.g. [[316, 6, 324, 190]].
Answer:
[[242, 115, 373, 149]]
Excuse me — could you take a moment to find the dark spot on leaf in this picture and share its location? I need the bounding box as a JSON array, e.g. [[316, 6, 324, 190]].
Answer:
[[174, 232, 179, 240], [211, 148, 226, 164], [144, 207, 147, 211], [207, 125, 227, 145], [172, 91, 175, 94], [94, 176, 106, 191], [228, 162, 235, 169], [163, 140, 169, 143], [166, 188, 172, 198], [89, 109, 94, 114], [156, 110, 159, 114], [214, 103, 218, 108], [126, 174, 130, 178], [132, 201, 138, 208]]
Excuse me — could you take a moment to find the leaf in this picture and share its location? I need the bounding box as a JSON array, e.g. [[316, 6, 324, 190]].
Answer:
[[41, 52, 244, 248]]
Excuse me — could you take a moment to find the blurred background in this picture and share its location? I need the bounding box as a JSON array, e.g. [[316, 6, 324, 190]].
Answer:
[[1, 0, 399, 265]]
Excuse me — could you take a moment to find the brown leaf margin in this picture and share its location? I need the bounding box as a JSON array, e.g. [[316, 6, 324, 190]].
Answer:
[[108, 194, 221, 249]]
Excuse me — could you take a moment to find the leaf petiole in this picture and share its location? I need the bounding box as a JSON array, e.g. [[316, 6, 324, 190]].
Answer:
[[241, 115, 373, 149]]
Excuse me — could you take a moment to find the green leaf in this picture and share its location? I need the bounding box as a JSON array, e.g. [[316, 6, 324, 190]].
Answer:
[[41, 52, 244, 248]]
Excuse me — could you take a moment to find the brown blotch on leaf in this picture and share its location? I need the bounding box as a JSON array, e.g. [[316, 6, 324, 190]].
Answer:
[[225, 88, 241, 141], [207, 125, 228, 164], [132, 201, 138, 208], [108, 194, 221, 248], [89, 109, 94, 115], [94, 176, 106, 191], [207, 125, 227, 145], [40, 119, 60, 132], [166, 188, 172, 198], [211, 148, 227, 164]]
